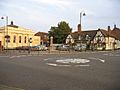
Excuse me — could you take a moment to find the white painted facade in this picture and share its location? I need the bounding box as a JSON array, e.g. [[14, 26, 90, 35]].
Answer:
[[93, 30, 117, 50], [66, 34, 74, 44]]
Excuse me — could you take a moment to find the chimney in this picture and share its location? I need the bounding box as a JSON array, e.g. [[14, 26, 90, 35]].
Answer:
[[108, 26, 111, 36], [114, 24, 116, 29], [11, 21, 14, 25], [77, 24, 81, 33]]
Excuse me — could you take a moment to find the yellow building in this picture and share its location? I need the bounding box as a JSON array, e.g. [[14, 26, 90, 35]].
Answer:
[[0, 21, 40, 49]]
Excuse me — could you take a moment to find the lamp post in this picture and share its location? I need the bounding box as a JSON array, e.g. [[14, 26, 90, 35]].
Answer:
[[78, 11, 86, 51], [68, 37, 72, 52], [86, 34, 91, 50], [50, 36, 53, 52], [78, 35, 82, 51], [79, 11, 86, 31], [1, 16, 9, 51], [28, 37, 32, 54]]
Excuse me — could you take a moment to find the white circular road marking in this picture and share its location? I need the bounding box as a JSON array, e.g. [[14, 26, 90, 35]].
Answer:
[[45, 58, 90, 67], [56, 58, 90, 64]]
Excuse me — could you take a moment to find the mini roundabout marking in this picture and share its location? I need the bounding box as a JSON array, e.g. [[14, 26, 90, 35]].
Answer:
[[44, 58, 90, 67]]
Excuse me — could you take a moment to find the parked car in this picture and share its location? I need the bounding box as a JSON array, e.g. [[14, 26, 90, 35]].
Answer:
[[16, 46, 30, 50], [74, 44, 86, 51], [57, 45, 70, 51], [31, 45, 48, 51]]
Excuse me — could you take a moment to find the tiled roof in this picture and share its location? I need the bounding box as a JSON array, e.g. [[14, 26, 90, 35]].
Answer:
[[35, 32, 48, 36], [71, 28, 120, 41], [111, 28, 120, 40], [99, 29, 108, 37], [71, 30, 97, 40], [97, 29, 119, 40]]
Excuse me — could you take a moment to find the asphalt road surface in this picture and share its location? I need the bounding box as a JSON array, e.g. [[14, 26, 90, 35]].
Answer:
[[0, 51, 120, 90]]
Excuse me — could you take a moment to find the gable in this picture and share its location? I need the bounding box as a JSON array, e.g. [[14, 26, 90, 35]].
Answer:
[[94, 31, 105, 43], [66, 34, 73, 39], [96, 31, 104, 37], [66, 34, 74, 44]]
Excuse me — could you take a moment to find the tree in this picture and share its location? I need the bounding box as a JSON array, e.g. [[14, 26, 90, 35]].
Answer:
[[49, 21, 72, 44]]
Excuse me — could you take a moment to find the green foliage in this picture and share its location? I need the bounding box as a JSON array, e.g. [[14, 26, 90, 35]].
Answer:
[[49, 21, 72, 44]]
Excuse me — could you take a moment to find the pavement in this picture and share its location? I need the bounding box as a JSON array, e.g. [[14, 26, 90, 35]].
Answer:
[[0, 49, 113, 56]]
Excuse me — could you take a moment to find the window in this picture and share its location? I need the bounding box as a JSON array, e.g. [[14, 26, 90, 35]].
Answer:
[[29, 38, 32, 43], [19, 36, 21, 43], [7, 38, 10, 43], [13, 35, 16, 43], [24, 36, 27, 43]]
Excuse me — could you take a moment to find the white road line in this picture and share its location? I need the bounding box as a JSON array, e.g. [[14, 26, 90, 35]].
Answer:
[[88, 57, 105, 63], [0, 84, 24, 90], [46, 63, 71, 67], [103, 53, 120, 57], [9, 54, 42, 59], [46, 63, 90, 67], [58, 64, 71, 67], [103, 53, 109, 56], [9, 55, 27, 58], [115, 54, 120, 56], [47, 63, 58, 66], [98, 58, 105, 63], [75, 64, 90, 67], [0, 56, 9, 57]]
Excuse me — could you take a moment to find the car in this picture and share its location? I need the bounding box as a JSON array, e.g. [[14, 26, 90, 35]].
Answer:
[[16, 46, 30, 50], [31, 45, 48, 51], [57, 45, 70, 51], [74, 44, 86, 51]]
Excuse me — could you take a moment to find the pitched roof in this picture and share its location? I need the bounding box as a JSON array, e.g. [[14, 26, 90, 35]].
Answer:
[[99, 29, 108, 36], [111, 27, 120, 40], [71, 30, 97, 40], [70, 28, 120, 41], [98, 29, 118, 40]]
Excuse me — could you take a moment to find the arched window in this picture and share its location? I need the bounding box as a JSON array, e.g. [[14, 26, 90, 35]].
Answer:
[[19, 36, 21, 43], [13, 35, 16, 43], [24, 36, 27, 43]]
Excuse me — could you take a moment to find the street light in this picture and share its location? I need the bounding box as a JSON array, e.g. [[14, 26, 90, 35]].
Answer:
[[1, 16, 9, 50], [85, 34, 91, 50], [28, 37, 32, 54], [79, 11, 86, 32], [48, 36, 53, 53], [68, 37, 72, 52], [78, 11, 86, 51]]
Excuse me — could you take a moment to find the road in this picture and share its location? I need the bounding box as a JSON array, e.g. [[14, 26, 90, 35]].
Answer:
[[0, 50, 120, 90]]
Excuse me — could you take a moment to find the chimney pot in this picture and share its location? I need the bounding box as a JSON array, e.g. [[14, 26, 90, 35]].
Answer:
[[114, 24, 116, 29], [77, 24, 81, 33], [108, 26, 111, 36], [108, 26, 110, 30], [11, 21, 13, 25]]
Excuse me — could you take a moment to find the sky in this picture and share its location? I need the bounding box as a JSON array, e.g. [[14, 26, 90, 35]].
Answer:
[[0, 0, 120, 32]]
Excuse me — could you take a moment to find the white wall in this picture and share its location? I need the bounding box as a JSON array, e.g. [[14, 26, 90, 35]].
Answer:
[[66, 35, 74, 44]]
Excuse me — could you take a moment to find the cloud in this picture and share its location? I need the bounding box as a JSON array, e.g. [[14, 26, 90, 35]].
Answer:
[[0, 0, 120, 32], [30, 0, 75, 9]]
